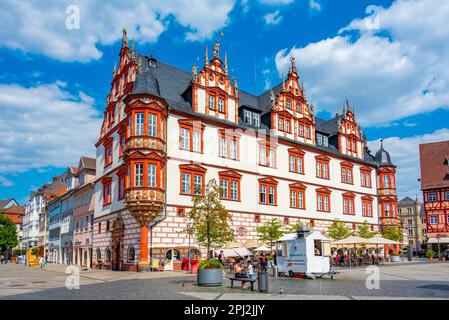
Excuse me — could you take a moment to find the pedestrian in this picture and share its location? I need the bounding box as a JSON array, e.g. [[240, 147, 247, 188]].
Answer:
[[247, 260, 254, 280], [39, 256, 43, 270], [0, 254, 4, 264]]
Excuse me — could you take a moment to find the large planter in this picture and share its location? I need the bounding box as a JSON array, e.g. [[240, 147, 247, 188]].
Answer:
[[197, 268, 223, 287], [390, 255, 400, 262]]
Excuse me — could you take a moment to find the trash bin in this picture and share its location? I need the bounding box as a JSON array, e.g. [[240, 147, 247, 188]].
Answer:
[[272, 265, 278, 278], [258, 271, 269, 293]]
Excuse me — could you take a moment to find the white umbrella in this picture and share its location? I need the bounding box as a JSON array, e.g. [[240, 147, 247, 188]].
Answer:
[[363, 235, 402, 245], [332, 235, 370, 246], [254, 245, 271, 252]]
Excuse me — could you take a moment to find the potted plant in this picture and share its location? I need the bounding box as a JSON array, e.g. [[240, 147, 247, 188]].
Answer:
[[197, 259, 225, 287], [440, 254, 446, 262], [426, 249, 435, 260], [390, 251, 401, 262], [187, 179, 235, 287]]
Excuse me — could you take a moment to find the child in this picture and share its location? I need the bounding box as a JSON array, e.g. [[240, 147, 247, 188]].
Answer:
[[247, 260, 254, 280]]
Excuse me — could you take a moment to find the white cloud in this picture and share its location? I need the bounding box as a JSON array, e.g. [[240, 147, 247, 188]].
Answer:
[[308, 0, 322, 12], [258, 0, 294, 4], [0, 0, 236, 62], [369, 129, 449, 200], [0, 82, 101, 184], [274, 0, 449, 126], [264, 10, 283, 25], [0, 176, 14, 187]]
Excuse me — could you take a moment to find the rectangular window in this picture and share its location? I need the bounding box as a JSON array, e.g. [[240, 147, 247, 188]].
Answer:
[[243, 110, 251, 124], [305, 126, 310, 139], [220, 179, 229, 199], [135, 113, 144, 135], [218, 98, 224, 113], [193, 174, 202, 195], [341, 166, 353, 184], [148, 114, 157, 137], [268, 149, 275, 167], [180, 128, 190, 150], [317, 134, 323, 146], [102, 183, 111, 206], [286, 99, 291, 109], [148, 164, 156, 187], [430, 216, 438, 224], [219, 137, 227, 158], [208, 95, 215, 109], [316, 160, 329, 179], [290, 189, 305, 209], [253, 113, 260, 127], [290, 190, 296, 208], [259, 185, 266, 204], [118, 176, 126, 200], [289, 155, 295, 172], [181, 173, 191, 194], [428, 192, 437, 202], [192, 131, 201, 152], [322, 136, 328, 147], [445, 191, 449, 201], [268, 187, 275, 204], [134, 164, 143, 187], [299, 125, 304, 137], [317, 192, 330, 212], [230, 139, 237, 160], [230, 181, 238, 200]]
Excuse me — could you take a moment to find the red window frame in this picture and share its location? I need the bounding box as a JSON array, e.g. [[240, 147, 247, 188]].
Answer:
[[340, 162, 354, 185], [102, 177, 112, 206], [288, 148, 305, 174], [103, 138, 113, 168], [360, 167, 372, 188], [258, 140, 277, 168], [342, 192, 356, 215], [255, 214, 261, 223], [316, 188, 331, 212], [218, 129, 241, 160], [278, 114, 292, 133], [259, 177, 278, 206], [362, 196, 373, 217], [179, 164, 207, 196], [130, 160, 163, 189], [316, 155, 330, 179], [218, 170, 242, 201], [178, 119, 205, 153], [131, 109, 162, 137], [290, 183, 306, 209]]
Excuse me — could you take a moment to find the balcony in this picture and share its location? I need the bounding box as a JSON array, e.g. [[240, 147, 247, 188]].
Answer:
[[124, 187, 165, 226], [125, 135, 165, 153]]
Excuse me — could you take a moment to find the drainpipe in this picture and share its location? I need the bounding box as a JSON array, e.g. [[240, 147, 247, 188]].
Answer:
[[149, 108, 168, 271]]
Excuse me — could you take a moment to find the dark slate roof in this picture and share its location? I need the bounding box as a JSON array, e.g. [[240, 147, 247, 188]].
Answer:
[[80, 156, 96, 170], [374, 141, 394, 166], [131, 56, 380, 167], [399, 196, 416, 205]]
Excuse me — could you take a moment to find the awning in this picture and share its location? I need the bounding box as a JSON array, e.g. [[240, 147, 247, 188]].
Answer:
[[428, 237, 449, 244]]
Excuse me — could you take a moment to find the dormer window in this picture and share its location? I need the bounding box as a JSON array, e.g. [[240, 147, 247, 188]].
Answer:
[[316, 134, 329, 147], [286, 99, 291, 109], [242, 109, 260, 127], [149, 59, 156, 68]]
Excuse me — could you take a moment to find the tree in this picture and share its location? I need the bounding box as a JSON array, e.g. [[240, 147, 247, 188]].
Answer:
[[357, 220, 378, 239], [288, 219, 312, 233], [256, 218, 285, 249], [188, 179, 235, 259], [327, 219, 352, 240], [0, 213, 18, 253], [382, 226, 404, 242]]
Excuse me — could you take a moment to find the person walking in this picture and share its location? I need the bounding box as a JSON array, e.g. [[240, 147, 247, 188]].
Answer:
[[259, 252, 268, 272], [247, 260, 254, 280], [39, 256, 44, 271], [0, 254, 4, 264]]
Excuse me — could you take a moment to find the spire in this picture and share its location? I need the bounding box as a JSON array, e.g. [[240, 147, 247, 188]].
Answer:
[[213, 39, 220, 59], [113, 61, 117, 74], [131, 38, 135, 59], [204, 44, 209, 67], [345, 97, 351, 113], [301, 81, 305, 95], [224, 52, 228, 74], [290, 55, 297, 74], [282, 72, 285, 90], [121, 27, 128, 48]]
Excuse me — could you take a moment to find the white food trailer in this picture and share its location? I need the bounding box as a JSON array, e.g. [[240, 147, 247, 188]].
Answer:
[[275, 227, 335, 279]]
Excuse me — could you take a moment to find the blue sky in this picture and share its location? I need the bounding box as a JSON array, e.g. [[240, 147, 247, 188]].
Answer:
[[1, 0, 449, 204]]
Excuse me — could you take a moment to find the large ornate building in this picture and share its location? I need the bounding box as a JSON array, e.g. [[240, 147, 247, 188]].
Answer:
[[398, 196, 427, 253], [92, 30, 399, 271]]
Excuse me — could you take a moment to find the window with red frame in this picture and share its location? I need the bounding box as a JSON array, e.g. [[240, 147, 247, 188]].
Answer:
[[316, 156, 330, 179], [259, 178, 278, 205], [316, 188, 331, 212], [288, 149, 304, 174], [177, 207, 186, 217], [219, 172, 241, 201], [343, 193, 355, 215], [119, 134, 126, 156], [259, 142, 277, 168], [131, 162, 161, 189], [298, 123, 311, 139], [118, 175, 126, 201], [278, 115, 291, 133], [290, 186, 306, 209], [180, 165, 206, 196], [104, 143, 112, 167], [102, 181, 112, 206], [132, 110, 160, 137], [347, 137, 357, 152], [360, 169, 372, 188], [362, 198, 373, 217], [255, 214, 261, 223], [284, 217, 290, 224], [218, 130, 240, 160], [341, 163, 353, 184], [179, 120, 204, 153]]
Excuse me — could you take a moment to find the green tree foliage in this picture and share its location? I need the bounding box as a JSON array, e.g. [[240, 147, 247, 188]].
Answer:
[[382, 226, 404, 242], [256, 218, 285, 249], [188, 179, 235, 259], [0, 213, 18, 252], [357, 220, 378, 239], [288, 219, 313, 233], [327, 219, 352, 240]]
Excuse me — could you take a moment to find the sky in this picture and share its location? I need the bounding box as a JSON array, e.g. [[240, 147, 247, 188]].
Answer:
[[1, 0, 449, 204]]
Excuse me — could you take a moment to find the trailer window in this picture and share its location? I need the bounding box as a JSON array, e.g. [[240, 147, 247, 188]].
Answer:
[[322, 241, 331, 257], [314, 240, 322, 256]]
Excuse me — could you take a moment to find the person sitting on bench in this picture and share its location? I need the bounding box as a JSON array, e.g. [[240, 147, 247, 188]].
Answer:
[[234, 261, 248, 289]]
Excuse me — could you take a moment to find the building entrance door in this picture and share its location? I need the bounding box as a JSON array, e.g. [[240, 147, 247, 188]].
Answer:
[[112, 240, 121, 271]]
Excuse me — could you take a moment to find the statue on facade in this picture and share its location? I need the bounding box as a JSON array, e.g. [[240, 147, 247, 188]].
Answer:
[[192, 63, 198, 82], [270, 89, 275, 106], [213, 40, 220, 58], [233, 76, 239, 97], [290, 55, 297, 74]]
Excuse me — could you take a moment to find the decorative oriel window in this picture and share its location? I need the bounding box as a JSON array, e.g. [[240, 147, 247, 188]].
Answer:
[[288, 148, 305, 174], [131, 109, 163, 138], [258, 140, 277, 168], [259, 177, 278, 205], [179, 164, 207, 196], [290, 183, 306, 209], [130, 160, 163, 189], [360, 167, 372, 188], [178, 119, 205, 153], [218, 129, 241, 160], [316, 187, 331, 212], [342, 192, 356, 215], [340, 161, 354, 184], [316, 155, 330, 179], [362, 196, 373, 217], [218, 170, 242, 201]]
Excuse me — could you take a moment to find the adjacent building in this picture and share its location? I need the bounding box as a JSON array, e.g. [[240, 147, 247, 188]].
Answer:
[[73, 157, 96, 268], [419, 140, 449, 253], [1, 204, 25, 250], [91, 31, 399, 271], [398, 196, 427, 253]]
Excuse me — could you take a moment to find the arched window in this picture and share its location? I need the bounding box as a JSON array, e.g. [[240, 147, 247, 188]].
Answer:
[[96, 248, 102, 262], [105, 247, 111, 263], [128, 246, 135, 262]]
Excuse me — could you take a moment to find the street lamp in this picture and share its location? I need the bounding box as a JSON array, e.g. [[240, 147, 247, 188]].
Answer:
[[187, 223, 191, 273], [437, 236, 441, 259]]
